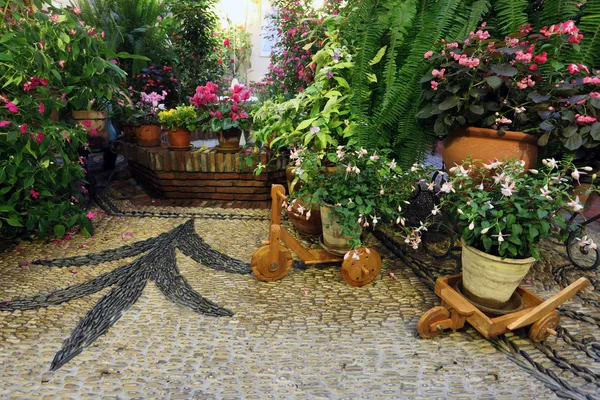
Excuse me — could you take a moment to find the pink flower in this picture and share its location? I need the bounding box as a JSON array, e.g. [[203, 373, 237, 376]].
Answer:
[[423, 50, 433, 59], [430, 81, 439, 91], [20, 124, 27, 134], [209, 111, 223, 119], [30, 188, 39, 199], [578, 63, 590, 74], [575, 114, 597, 125], [529, 64, 538, 71], [446, 42, 459, 49], [431, 68, 445, 79], [533, 52, 547, 64], [35, 132, 45, 145], [240, 111, 249, 119], [62, 93, 67, 103], [110, 59, 118, 64], [101, 31, 105, 39], [86, 211, 96, 219], [83, 120, 91, 128], [38, 103, 45, 114], [39, 40, 45, 50], [6, 102, 18, 113], [74, 5, 82, 14], [223, 38, 230, 47], [0, 120, 10, 127], [58, 60, 65, 68], [568, 64, 580, 74], [590, 92, 600, 98], [50, 14, 59, 23]]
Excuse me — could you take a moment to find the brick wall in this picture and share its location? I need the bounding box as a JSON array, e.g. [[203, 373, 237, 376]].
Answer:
[[121, 143, 287, 202]]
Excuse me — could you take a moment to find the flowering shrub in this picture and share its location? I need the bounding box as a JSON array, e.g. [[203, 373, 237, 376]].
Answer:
[[290, 146, 434, 251], [133, 91, 166, 124], [191, 82, 252, 132], [214, 24, 252, 78], [440, 158, 598, 260], [158, 105, 198, 131], [265, 0, 343, 97], [132, 65, 179, 108], [417, 21, 600, 153]]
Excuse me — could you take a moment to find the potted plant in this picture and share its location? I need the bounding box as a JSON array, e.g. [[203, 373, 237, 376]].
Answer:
[[158, 105, 198, 150], [133, 91, 166, 147], [291, 145, 433, 255], [440, 157, 598, 309], [417, 21, 599, 168], [191, 82, 252, 152]]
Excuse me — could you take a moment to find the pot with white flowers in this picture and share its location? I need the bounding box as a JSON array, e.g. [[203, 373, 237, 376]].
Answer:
[[418, 21, 600, 169], [440, 157, 598, 310], [291, 145, 434, 256]]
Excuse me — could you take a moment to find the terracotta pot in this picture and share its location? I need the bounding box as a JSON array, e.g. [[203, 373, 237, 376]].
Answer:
[[136, 124, 161, 147], [71, 110, 108, 147], [217, 128, 242, 153], [461, 242, 536, 309], [321, 203, 354, 254], [167, 127, 191, 150], [285, 166, 323, 237], [442, 127, 538, 169]]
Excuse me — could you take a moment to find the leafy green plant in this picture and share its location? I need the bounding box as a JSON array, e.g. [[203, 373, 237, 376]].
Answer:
[[290, 145, 435, 251], [417, 21, 600, 153], [440, 157, 599, 260], [215, 22, 252, 78], [158, 105, 198, 131]]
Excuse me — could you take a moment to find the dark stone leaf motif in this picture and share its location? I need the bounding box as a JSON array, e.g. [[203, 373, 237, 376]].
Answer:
[[0, 220, 250, 371]]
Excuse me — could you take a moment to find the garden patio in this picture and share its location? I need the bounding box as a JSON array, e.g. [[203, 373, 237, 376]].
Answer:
[[2, 0, 600, 399]]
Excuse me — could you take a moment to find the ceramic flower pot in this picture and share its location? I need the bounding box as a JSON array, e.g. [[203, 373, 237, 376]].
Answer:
[[71, 110, 108, 147], [217, 128, 242, 153], [461, 242, 536, 309], [442, 127, 538, 169], [320, 203, 354, 254], [167, 127, 191, 150], [286, 166, 323, 237], [136, 124, 161, 147]]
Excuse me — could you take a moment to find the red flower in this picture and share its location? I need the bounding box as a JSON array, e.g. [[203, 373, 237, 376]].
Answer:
[[20, 124, 27, 134], [230, 59, 235, 63], [231, 112, 239, 121], [568, 63, 580, 74], [35, 132, 45, 145], [210, 111, 223, 119], [217, 59, 223, 64], [529, 64, 538, 71], [30, 188, 39, 199], [533, 52, 547, 65], [38, 103, 45, 114], [223, 38, 230, 47]]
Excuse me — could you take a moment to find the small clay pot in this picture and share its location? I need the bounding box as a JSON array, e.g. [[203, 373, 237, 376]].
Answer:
[[167, 127, 191, 150], [136, 124, 161, 147]]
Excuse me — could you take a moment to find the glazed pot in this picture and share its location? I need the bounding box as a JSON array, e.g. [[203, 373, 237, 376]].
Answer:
[[71, 110, 108, 147], [286, 165, 322, 237], [136, 124, 161, 147], [167, 127, 191, 150], [442, 127, 538, 169], [461, 242, 536, 309], [217, 128, 242, 153], [320, 203, 354, 254]]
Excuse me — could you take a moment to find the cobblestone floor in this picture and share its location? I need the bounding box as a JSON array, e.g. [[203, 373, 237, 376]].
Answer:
[[0, 196, 599, 398]]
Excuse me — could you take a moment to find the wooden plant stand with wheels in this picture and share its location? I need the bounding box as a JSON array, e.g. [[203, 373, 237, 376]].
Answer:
[[417, 274, 589, 343], [251, 184, 383, 287]]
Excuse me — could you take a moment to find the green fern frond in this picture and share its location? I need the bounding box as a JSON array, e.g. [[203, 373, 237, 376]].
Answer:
[[578, 0, 600, 67], [539, 0, 580, 27], [492, 0, 529, 35]]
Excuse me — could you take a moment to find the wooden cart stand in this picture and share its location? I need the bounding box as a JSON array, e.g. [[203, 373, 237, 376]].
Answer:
[[418, 274, 589, 342], [251, 184, 383, 287]]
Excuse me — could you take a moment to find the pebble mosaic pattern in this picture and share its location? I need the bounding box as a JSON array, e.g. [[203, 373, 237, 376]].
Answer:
[[0, 205, 599, 398]]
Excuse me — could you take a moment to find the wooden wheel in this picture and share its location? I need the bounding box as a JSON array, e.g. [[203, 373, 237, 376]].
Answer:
[[251, 245, 293, 282], [529, 310, 560, 343], [417, 306, 451, 338], [341, 248, 382, 287]]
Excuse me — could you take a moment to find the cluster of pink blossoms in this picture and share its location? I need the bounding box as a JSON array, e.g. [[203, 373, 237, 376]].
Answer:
[[540, 20, 583, 44], [23, 76, 48, 92], [190, 82, 218, 107]]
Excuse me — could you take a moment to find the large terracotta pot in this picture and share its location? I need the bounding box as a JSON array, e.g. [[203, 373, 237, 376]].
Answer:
[[136, 124, 161, 147], [461, 242, 536, 309], [217, 128, 242, 153], [167, 127, 191, 150], [442, 127, 538, 169], [321, 203, 354, 254], [71, 110, 108, 147], [286, 165, 322, 237]]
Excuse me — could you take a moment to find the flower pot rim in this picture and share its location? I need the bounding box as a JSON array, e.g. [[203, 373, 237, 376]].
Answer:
[[166, 127, 190, 133], [461, 240, 536, 264], [453, 126, 538, 145]]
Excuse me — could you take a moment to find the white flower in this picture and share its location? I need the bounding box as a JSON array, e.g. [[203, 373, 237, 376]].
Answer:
[[481, 227, 490, 234], [567, 196, 584, 212], [357, 215, 363, 224], [352, 251, 360, 260], [501, 181, 517, 197], [396, 217, 405, 226], [440, 181, 454, 193], [310, 126, 320, 134], [426, 181, 435, 191], [469, 222, 475, 231], [295, 168, 305, 176], [529, 169, 538, 174], [371, 215, 379, 226], [296, 205, 305, 215], [515, 106, 526, 114], [290, 148, 300, 160], [389, 159, 397, 169], [305, 210, 311, 220], [582, 166, 593, 172], [492, 230, 507, 243], [379, 185, 385, 195], [356, 147, 368, 158], [411, 164, 419, 173], [485, 200, 494, 209], [540, 186, 552, 200], [478, 183, 484, 190], [431, 205, 441, 216], [397, 205, 402, 212], [457, 209, 464, 215], [352, 166, 361, 174], [370, 151, 380, 162], [571, 170, 586, 183], [346, 164, 353, 173], [542, 158, 558, 169], [484, 160, 503, 170]]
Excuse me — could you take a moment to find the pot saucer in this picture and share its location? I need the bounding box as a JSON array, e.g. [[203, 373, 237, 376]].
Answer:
[[168, 145, 192, 151], [455, 279, 524, 316], [318, 236, 349, 257]]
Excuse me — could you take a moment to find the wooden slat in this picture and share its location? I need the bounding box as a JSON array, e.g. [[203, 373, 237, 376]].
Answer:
[[440, 288, 476, 316], [280, 228, 316, 262], [304, 249, 342, 264], [507, 277, 589, 331]]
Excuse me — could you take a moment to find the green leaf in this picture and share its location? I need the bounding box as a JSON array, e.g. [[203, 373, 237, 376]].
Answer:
[[484, 75, 503, 89], [537, 132, 550, 146], [590, 123, 600, 140], [0, 52, 14, 61], [564, 133, 583, 150], [551, 60, 564, 71], [116, 52, 150, 61], [490, 64, 518, 77], [366, 73, 377, 83], [54, 224, 65, 238], [469, 104, 484, 115], [6, 218, 22, 227], [334, 77, 349, 89], [302, 42, 314, 51], [438, 96, 460, 111], [296, 117, 317, 131], [369, 46, 387, 66], [527, 91, 550, 103]]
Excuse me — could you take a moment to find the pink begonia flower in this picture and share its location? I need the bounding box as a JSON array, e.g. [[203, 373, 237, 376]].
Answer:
[[0, 120, 10, 127], [423, 50, 433, 59], [432, 68, 445, 79], [6, 102, 18, 113], [74, 5, 82, 14], [568, 64, 580, 74], [431, 81, 439, 91], [583, 76, 600, 84], [51, 14, 59, 23], [58, 60, 65, 68], [39, 103, 45, 114], [35, 132, 45, 145], [20, 124, 27, 134], [589, 92, 600, 98], [30, 188, 39, 199], [101, 31, 105, 39]]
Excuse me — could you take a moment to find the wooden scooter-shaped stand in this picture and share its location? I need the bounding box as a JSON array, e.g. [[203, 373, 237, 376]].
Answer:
[[251, 185, 382, 287], [417, 274, 589, 342]]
